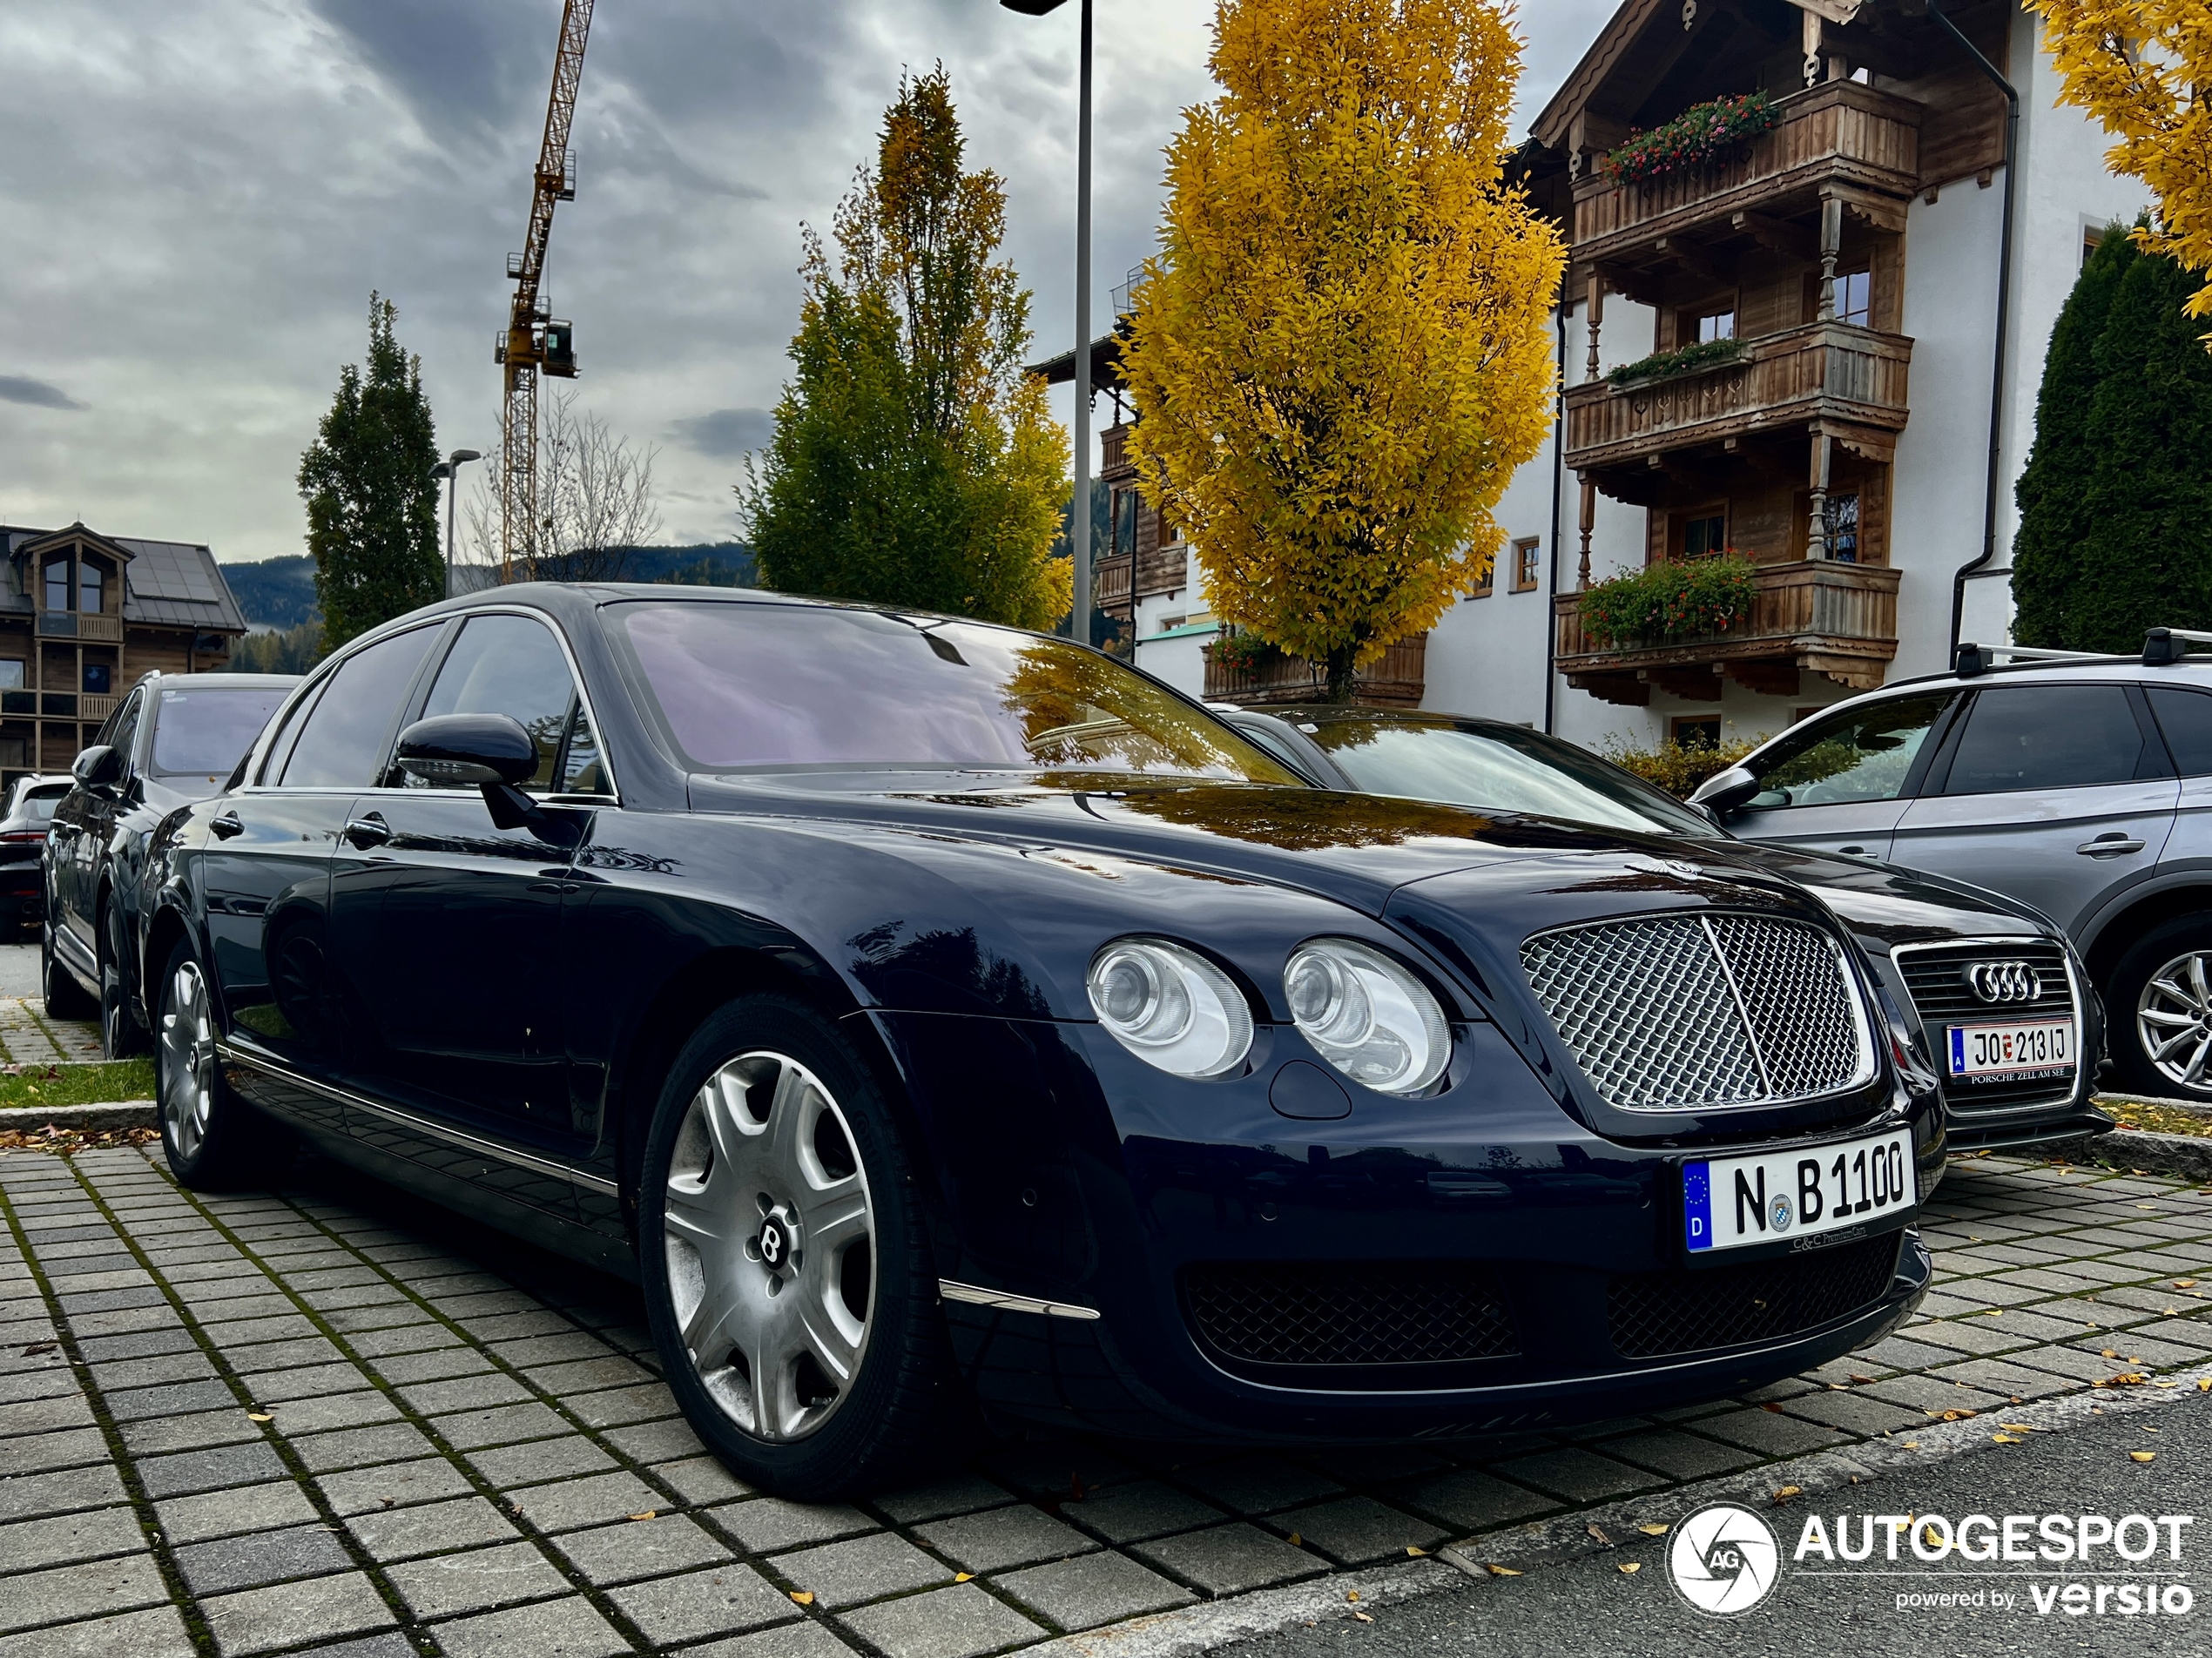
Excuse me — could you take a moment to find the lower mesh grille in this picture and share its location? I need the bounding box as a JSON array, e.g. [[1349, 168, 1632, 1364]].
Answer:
[[1608, 1233, 1901, 1359], [1185, 1262, 1519, 1369]]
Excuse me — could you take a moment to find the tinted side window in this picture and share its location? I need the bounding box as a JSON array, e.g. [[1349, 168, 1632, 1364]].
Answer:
[[1941, 684, 2159, 795], [559, 701, 609, 795], [1746, 695, 1952, 807], [280, 627, 441, 788], [104, 692, 145, 772], [415, 614, 577, 791], [2148, 686, 2212, 777]]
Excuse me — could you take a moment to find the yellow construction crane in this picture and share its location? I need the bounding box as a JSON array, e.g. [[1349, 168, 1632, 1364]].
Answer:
[[496, 0, 594, 582]]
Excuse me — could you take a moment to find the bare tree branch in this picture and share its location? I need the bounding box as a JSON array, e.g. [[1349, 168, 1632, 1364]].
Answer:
[[460, 389, 664, 583]]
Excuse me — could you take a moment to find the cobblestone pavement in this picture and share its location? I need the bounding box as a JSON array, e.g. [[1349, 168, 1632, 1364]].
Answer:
[[3, 1148, 2209, 1658], [0, 995, 100, 1067]]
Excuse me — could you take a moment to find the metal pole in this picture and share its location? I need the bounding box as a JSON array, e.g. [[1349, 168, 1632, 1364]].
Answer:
[[1071, 0, 1094, 645], [445, 464, 459, 601]]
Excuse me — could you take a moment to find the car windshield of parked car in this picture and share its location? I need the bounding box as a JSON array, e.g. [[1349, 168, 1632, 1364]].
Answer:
[[1743, 695, 1952, 807], [150, 685, 293, 778], [1305, 719, 1711, 835], [11, 787, 64, 823], [611, 602, 1301, 783]]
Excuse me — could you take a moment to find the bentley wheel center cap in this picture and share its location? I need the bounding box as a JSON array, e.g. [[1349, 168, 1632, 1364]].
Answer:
[[757, 1213, 797, 1272]]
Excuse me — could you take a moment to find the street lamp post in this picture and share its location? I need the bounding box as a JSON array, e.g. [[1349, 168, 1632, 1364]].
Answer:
[[430, 449, 484, 600], [1001, 0, 1093, 647]]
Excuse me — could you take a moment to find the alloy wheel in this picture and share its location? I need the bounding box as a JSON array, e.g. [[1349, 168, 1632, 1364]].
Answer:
[[159, 960, 216, 1160], [2135, 950, 2212, 1093], [662, 1050, 876, 1442]]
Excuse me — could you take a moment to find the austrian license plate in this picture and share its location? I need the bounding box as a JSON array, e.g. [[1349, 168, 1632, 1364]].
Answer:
[[1947, 1019, 2073, 1078], [1683, 1129, 1915, 1254]]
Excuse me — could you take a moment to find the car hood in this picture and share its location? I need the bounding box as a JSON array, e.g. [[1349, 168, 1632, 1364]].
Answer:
[[1709, 839, 2059, 948]]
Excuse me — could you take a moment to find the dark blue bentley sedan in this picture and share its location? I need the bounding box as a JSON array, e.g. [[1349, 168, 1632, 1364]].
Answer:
[[139, 586, 1942, 1498]]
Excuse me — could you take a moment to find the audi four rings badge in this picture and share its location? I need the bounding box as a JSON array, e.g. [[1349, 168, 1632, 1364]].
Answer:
[[1964, 960, 2041, 1003]]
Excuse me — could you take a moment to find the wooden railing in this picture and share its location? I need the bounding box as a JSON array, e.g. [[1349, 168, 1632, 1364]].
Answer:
[[1565, 321, 1911, 470], [1100, 422, 1130, 476], [1573, 81, 1920, 258], [1096, 551, 1133, 608], [1204, 633, 1426, 708], [36, 611, 124, 642], [78, 694, 120, 724], [1554, 561, 1899, 694]]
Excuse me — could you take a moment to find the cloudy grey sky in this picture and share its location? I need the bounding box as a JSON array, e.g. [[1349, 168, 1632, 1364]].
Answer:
[[0, 0, 1617, 569]]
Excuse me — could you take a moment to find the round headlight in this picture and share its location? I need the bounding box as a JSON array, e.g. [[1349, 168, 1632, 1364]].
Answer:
[[1284, 940, 1451, 1094], [1086, 939, 1254, 1079]]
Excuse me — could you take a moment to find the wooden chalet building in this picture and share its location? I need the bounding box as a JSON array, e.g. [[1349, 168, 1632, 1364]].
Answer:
[[0, 523, 247, 790]]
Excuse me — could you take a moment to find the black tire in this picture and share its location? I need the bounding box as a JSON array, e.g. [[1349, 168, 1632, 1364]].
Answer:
[[153, 936, 293, 1190], [42, 923, 96, 1021], [637, 993, 967, 1500], [2108, 914, 2212, 1100], [101, 901, 147, 1059]]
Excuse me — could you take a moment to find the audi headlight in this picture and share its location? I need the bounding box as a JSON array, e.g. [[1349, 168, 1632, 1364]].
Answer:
[[1086, 938, 1254, 1079], [1284, 940, 1452, 1094]]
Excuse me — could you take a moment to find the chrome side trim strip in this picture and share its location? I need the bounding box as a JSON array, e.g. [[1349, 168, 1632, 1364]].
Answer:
[[938, 1279, 1101, 1321], [216, 1041, 620, 1197]]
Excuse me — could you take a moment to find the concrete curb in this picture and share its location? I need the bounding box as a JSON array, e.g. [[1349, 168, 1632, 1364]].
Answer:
[[1015, 1364, 2212, 1658], [0, 1099, 155, 1132], [2044, 1126, 2212, 1183], [2094, 1090, 2212, 1119]]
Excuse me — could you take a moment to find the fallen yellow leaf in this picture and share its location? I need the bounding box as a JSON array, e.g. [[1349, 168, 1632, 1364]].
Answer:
[[1406, 1546, 1426, 1557], [954, 1574, 973, 1583], [1993, 1434, 2022, 1445], [2131, 1452, 2156, 1464], [1485, 1564, 1521, 1577], [627, 1512, 656, 1522], [2000, 1424, 2037, 1433], [2199, 1378, 2210, 1392], [1618, 1562, 1641, 1575], [1352, 1611, 1374, 1623], [1772, 1486, 1802, 1505], [1347, 1590, 1360, 1603], [1901, 1440, 1920, 1449], [1287, 1533, 1302, 1547], [2176, 1280, 2199, 1290], [246, 1412, 273, 1423], [790, 1591, 815, 1606], [1636, 1523, 1669, 1536]]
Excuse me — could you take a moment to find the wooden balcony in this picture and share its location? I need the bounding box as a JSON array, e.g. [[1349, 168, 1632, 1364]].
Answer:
[[1565, 320, 1911, 474], [1554, 561, 1899, 704], [37, 610, 124, 642], [1572, 81, 1920, 262], [1100, 422, 1130, 479], [1134, 542, 1187, 602], [1204, 634, 1426, 709], [1096, 551, 1133, 610], [78, 694, 120, 724]]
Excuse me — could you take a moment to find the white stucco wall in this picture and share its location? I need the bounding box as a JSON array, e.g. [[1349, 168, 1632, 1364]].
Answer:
[[1130, 570, 1213, 699]]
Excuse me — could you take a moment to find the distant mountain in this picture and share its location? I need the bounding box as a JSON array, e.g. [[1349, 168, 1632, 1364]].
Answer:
[[220, 554, 318, 630], [220, 543, 755, 630]]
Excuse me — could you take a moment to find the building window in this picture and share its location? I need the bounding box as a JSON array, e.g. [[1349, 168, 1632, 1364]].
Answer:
[[2083, 226, 2104, 268], [42, 558, 71, 613], [1468, 557, 1494, 599], [83, 664, 111, 695], [1696, 309, 1736, 343], [1672, 715, 1723, 750], [1678, 510, 1728, 559], [1510, 536, 1541, 592], [78, 563, 102, 615], [1835, 269, 1871, 327], [0, 662, 21, 691], [1823, 492, 1860, 563]]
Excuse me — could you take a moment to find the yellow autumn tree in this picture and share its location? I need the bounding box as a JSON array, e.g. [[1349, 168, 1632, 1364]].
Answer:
[[1118, 0, 1564, 700], [2030, 0, 2212, 344]]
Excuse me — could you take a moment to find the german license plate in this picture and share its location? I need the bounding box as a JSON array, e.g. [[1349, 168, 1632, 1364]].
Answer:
[[1947, 1019, 2073, 1078], [1683, 1129, 1915, 1254]]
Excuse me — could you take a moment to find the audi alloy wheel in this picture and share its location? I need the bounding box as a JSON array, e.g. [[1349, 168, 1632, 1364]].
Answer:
[[159, 957, 217, 1163], [2135, 949, 2212, 1094]]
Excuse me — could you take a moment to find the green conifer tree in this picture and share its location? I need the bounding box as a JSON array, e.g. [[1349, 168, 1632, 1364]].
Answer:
[[2012, 228, 2140, 648], [298, 294, 444, 650], [2068, 252, 2212, 651]]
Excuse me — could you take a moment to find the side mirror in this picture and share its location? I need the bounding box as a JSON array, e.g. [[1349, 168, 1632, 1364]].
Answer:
[[1689, 764, 1762, 816], [72, 745, 124, 792], [394, 714, 579, 847], [395, 714, 538, 786]]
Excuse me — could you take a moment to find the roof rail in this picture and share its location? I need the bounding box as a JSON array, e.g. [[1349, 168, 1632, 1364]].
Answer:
[[2142, 628, 2212, 666], [1952, 641, 2128, 677]]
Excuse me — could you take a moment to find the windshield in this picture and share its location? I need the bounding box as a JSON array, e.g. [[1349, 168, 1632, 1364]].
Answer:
[[610, 602, 1300, 784], [12, 788, 64, 823], [150, 684, 293, 778], [1308, 719, 1711, 836]]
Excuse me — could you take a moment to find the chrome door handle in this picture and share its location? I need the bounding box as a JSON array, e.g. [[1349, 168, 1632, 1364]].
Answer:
[[343, 813, 390, 849], [210, 812, 244, 839], [2077, 833, 2145, 857]]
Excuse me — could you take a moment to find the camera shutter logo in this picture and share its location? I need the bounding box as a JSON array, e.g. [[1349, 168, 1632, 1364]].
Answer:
[[1669, 1502, 1782, 1616], [1964, 960, 2041, 1004]]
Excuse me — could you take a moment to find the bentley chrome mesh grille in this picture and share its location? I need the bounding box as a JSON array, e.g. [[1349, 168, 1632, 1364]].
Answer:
[[1521, 913, 1873, 1112]]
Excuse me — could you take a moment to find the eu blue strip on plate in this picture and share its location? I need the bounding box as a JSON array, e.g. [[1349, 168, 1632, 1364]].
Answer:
[[1683, 1160, 1712, 1252]]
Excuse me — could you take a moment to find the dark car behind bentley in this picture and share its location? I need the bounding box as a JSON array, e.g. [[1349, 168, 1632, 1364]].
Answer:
[[1217, 705, 2109, 1154], [0, 775, 69, 935], [138, 588, 1940, 1498], [44, 671, 300, 1055]]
